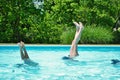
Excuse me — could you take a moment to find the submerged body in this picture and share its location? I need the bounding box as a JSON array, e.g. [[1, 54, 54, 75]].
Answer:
[[24, 59, 38, 66], [111, 59, 120, 64]]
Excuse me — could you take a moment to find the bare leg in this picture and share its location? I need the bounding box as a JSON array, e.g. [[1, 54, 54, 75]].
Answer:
[[23, 46, 30, 59], [69, 22, 84, 58], [18, 41, 39, 66], [20, 47, 25, 60]]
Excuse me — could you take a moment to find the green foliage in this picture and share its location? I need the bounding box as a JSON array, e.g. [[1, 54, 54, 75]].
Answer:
[[0, 0, 120, 43], [60, 28, 75, 44], [81, 26, 114, 44], [113, 32, 120, 44], [61, 25, 114, 44]]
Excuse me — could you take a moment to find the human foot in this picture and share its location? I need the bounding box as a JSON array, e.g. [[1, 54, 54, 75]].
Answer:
[[79, 22, 84, 30], [73, 22, 80, 30], [18, 41, 24, 48]]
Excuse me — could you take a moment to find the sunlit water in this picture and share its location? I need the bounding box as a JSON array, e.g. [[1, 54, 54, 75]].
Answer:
[[0, 45, 120, 80]]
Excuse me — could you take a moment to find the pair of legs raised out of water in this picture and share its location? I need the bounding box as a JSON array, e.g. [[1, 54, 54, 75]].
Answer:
[[69, 21, 84, 58], [18, 41, 38, 66]]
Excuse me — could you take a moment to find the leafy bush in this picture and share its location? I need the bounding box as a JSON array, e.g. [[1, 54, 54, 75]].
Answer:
[[81, 25, 114, 44], [0, 0, 119, 43], [113, 31, 120, 44], [60, 28, 75, 44], [60, 25, 114, 44]]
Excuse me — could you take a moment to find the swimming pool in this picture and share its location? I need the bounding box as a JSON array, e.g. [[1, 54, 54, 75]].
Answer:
[[0, 45, 120, 80]]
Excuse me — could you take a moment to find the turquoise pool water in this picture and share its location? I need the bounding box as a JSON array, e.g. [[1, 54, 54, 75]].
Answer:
[[0, 45, 120, 80]]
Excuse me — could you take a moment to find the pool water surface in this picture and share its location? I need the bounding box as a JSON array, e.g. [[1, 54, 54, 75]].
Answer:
[[0, 45, 120, 80]]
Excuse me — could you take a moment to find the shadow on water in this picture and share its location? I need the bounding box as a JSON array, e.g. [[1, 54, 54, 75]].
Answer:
[[65, 60, 87, 66], [0, 63, 40, 74], [13, 63, 40, 74], [62, 56, 113, 67], [112, 62, 120, 68], [62, 57, 87, 66]]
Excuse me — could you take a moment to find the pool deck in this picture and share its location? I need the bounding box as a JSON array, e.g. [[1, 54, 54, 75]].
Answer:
[[0, 43, 120, 46]]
